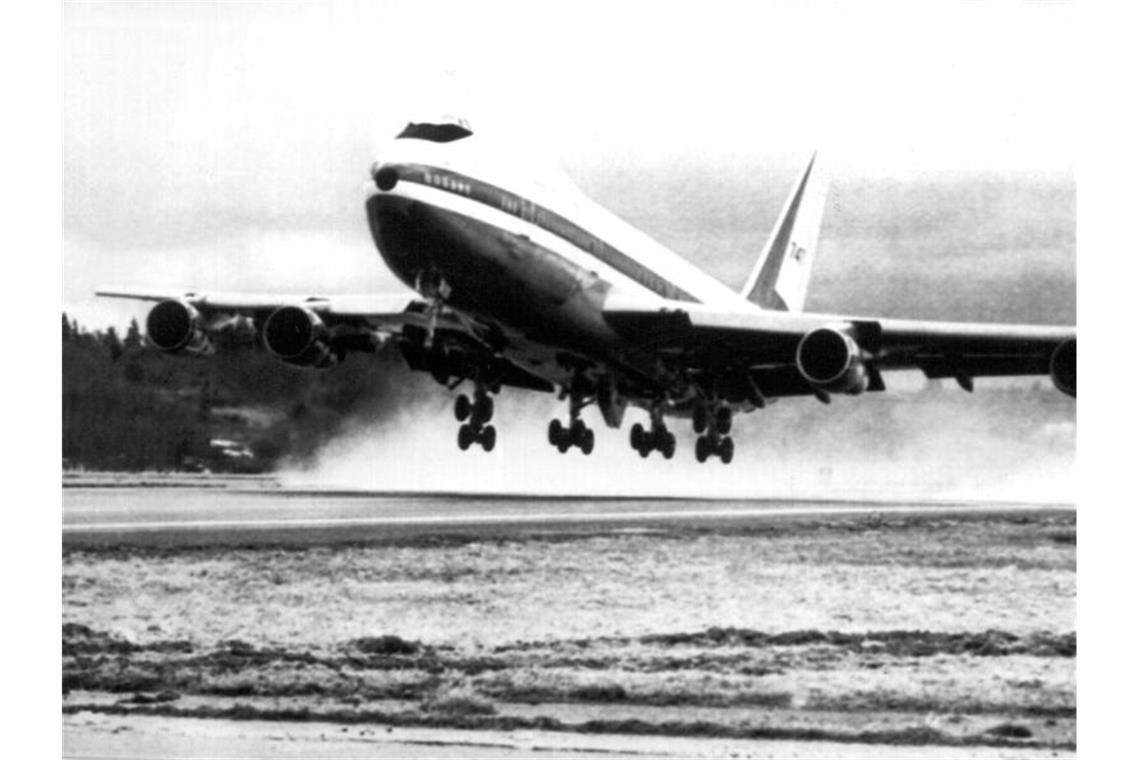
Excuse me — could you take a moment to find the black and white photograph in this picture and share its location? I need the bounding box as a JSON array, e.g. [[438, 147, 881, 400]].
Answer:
[[58, 1, 1081, 757]]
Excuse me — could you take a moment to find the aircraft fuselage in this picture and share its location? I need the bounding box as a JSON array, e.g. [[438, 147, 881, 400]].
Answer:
[[364, 137, 751, 398]]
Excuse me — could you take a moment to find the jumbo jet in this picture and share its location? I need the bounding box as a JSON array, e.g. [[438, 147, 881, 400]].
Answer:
[[99, 115, 1076, 464]]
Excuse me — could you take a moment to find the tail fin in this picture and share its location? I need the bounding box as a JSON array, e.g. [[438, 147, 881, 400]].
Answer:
[[740, 153, 829, 311]]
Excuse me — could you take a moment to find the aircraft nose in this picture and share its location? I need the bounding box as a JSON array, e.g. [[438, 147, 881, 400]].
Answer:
[[370, 161, 399, 191]]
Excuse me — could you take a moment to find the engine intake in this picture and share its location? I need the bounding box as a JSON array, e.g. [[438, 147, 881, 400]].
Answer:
[[145, 300, 213, 355], [263, 305, 339, 368], [1050, 339, 1076, 397], [796, 327, 869, 395]]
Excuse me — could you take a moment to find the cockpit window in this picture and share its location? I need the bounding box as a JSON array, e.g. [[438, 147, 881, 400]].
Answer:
[[396, 116, 473, 143]]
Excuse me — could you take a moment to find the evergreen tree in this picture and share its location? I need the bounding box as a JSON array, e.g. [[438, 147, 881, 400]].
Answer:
[[62, 313, 72, 342], [104, 326, 124, 361], [124, 318, 142, 350]]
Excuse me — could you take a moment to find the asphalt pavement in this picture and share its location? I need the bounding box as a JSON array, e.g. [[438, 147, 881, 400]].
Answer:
[[62, 484, 1071, 548]]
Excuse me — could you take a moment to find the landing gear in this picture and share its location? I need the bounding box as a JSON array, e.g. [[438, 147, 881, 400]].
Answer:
[[630, 406, 676, 459], [455, 387, 497, 453], [548, 392, 594, 455], [694, 402, 734, 464]]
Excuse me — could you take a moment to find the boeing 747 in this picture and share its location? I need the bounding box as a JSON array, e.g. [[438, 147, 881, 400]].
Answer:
[[99, 115, 1076, 464]]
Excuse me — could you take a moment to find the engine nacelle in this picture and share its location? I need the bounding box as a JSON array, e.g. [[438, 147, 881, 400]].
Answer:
[[1050, 339, 1076, 397], [262, 305, 339, 368], [796, 327, 869, 395], [145, 300, 213, 355]]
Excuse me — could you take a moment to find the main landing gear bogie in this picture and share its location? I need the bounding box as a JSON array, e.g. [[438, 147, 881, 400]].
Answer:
[[548, 388, 595, 455], [695, 432, 734, 464], [549, 418, 594, 455], [455, 388, 497, 453], [630, 422, 676, 459], [693, 402, 734, 464]]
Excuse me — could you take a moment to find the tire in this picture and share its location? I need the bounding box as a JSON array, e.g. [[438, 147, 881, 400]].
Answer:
[[548, 419, 563, 446], [454, 394, 471, 422], [457, 424, 475, 451], [557, 437, 571, 454], [580, 428, 595, 455], [570, 419, 586, 444], [719, 436, 735, 464], [630, 423, 645, 450], [662, 432, 676, 460], [692, 405, 708, 434], [474, 394, 493, 425], [715, 406, 732, 435], [695, 435, 709, 463], [480, 425, 497, 452]]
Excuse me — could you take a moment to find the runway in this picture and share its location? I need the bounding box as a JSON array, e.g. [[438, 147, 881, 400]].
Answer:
[[62, 482, 1072, 548]]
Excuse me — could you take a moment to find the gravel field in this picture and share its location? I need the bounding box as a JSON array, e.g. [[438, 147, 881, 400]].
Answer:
[[63, 506, 1076, 753]]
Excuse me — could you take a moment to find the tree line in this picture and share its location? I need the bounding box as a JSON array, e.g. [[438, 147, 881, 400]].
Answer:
[[61, 312, 415, 472]]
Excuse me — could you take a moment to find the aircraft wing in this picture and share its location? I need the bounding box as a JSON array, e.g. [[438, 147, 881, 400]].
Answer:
[[602, 296, 1077, 400], [95, 289, 426, 330], [96, 287, 556, 392]]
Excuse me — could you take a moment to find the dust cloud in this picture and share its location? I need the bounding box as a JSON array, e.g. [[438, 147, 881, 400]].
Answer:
[[282, 371, 1074, 504]]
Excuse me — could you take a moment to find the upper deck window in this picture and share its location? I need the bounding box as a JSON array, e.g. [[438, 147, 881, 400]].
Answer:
[[396, 115, 473, 143]]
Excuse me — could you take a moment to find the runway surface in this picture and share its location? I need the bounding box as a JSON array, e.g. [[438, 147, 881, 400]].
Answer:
[[62, 483, 1072, 548]]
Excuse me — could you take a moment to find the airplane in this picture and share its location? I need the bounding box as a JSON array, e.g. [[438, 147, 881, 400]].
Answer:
[[98, 114, 1076, 464]]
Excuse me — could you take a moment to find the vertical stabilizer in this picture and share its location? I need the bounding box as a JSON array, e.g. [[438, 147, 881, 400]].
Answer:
[[740, 153, 829, 311]]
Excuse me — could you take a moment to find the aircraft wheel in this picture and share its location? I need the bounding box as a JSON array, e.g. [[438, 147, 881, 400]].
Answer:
[[473, 393, 494, 425], [695, 435, 710, 463], [719, 436, 735, 464], [714, 406, 732, 435], [480, 425, 497, 452], [630, 423, 646, 451], [660, 432, 676, 459], [557, 435, 571, 454], [458, 424, 476, 451], [692, 405, 708, 434], [580, 428, 595, 455], [548, 418, 563, 446], [454, 394, 472, 422]]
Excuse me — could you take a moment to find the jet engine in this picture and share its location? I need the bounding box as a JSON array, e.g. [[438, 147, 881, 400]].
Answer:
[[145, 300, 214, 355], [262, 305, 339, 368], [1050, 339, 1077, 397], [795, 327, 869, 395]]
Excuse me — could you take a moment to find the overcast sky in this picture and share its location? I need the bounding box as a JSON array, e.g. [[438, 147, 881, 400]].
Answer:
[[63, 0, 1076, 327]]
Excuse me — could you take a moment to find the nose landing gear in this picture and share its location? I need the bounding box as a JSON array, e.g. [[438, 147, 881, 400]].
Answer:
[[455, 387, 497, 453]]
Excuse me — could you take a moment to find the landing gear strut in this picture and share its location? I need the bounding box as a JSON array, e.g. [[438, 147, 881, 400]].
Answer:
[[629, 406, 676, 459], [694, 402, 733, 464], [455, 386, 497, 453], [548, 391, 594, 455]]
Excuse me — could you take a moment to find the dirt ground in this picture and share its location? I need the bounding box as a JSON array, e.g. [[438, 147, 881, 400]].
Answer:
[[63, 508, 1076, 754]]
